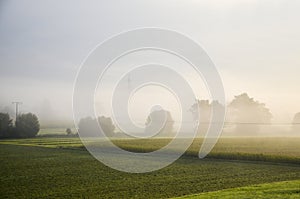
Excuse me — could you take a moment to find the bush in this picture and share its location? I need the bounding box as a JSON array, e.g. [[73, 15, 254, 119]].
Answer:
[[145, 109, 174, 137], [0, 113, 13, 138], [98, 116, 115, 137], [78, 116, 115, 137], [66, 128, 72, 135], [15, 113, 40, 138]]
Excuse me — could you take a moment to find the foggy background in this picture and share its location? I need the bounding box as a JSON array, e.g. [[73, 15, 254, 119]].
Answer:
[[1, 0, 300, 135]]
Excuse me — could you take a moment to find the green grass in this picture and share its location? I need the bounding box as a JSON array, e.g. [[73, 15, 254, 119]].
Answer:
[[0, 141, 300, 198], [175, 180, 300, 199], [1, 137, 300, 164], [38, 128, 70, 135]]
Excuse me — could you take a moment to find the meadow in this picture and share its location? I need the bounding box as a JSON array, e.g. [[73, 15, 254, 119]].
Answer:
[[2, 136, 300, 163], [175, 180, 300, 199], [0, 136, 299, 198]]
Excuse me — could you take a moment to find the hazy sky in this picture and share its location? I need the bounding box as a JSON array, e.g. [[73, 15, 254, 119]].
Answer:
[[1, 0, 300, 122]]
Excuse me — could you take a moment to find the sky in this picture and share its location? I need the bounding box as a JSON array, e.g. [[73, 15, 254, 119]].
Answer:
[[1, 0, 300, 123]]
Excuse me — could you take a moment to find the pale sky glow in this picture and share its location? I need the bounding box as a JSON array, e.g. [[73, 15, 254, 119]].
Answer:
[[0, 0, 300, 123]]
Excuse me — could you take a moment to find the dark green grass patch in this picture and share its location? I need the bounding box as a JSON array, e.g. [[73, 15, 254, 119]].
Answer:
[[0, 144, 300, 198]]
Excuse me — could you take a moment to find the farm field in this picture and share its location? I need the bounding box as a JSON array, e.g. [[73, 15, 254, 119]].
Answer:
[[0, 137, 299, 198], [38, 128, 77, 136], [2, 137, 300, 163], [2, 1, 300, 198]]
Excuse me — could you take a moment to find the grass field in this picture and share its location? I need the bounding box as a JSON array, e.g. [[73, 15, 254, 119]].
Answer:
[[38, 128, 77, 136], [175, 180, 300, 199], [0, 137, 299, 198], [2, 137, 300, 163]]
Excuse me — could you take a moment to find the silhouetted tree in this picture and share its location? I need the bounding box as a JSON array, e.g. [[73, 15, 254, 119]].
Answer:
[[0, 113, 13, 138], [190, 100, 224, 121], [66, 128, 72, 135], [190, 100, 211, 122], [15, 113, 40, 138], [228, 93, 272, 135], [98, 116, 115, 137], [78, 116, 115, 137], [78, 117, 98, 137], [190, 100, 224, 136], [292, 112, 300, 133], [145, 109, 174, 137]]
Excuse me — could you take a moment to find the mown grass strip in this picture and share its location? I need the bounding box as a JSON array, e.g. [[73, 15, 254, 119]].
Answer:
[[173, 180, 300, 199]]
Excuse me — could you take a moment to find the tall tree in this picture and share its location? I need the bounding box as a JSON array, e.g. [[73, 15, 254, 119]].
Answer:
[[228, 93, 272, 135], [78, 116, 115, 137], [0, 113, 13, 138], [15, 113, 40, 138], [145, 109, 174, 137], [190, 100, 224, 136], [98, 116, 115, 137], [78, 117, 99, 137]]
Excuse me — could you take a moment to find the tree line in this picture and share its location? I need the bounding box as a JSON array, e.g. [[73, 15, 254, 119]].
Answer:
[[1, 92, 299, 139], [78, 93, 300, 137], [0, 113, 40, 138]]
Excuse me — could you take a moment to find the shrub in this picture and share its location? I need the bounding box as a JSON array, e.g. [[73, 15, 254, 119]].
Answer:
[[0, 113, 13, 138], [66, 128, 72, 135], [15, 113, 40, 138]]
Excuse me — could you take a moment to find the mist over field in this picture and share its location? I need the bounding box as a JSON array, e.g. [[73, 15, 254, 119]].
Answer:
[[1, 0, 300, 136], [1, 1, 300, 198]]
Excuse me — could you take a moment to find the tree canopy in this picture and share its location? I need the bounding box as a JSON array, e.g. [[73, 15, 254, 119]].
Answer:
[[15, 113, 40, 138], [228, 93, 272, 135], [190, 100, 224, 136], [0, 113, 13, 138], [0, 112, 40, 138], [78, 116, 115, 137], [145, 109, 174, 137]]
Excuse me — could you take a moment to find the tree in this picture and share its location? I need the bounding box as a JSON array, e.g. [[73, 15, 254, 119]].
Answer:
[[228, 93, 272, 135], [0, 113, 13, 138], [78, 116, 115, 137], [78, 117, 98, 137], [15, 113, 40, 138], [145, 109, 174, 137], [190, 100, 224, 122], [190, 100, 211, 122], [66, 128, 72, 135], [190, 100, 224, 136], [292, 112, 300, 133], [98, 116, 115, 137]]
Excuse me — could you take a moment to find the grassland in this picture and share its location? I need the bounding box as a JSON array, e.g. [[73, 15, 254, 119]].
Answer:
[[2, 137, 300, 164], [175, 180, 300, 199], [38, 128, 77, 136], [0, 137, 299, 198]]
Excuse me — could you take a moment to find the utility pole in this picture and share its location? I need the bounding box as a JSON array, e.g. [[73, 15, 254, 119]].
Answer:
[[12, 101, 22, 123]]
